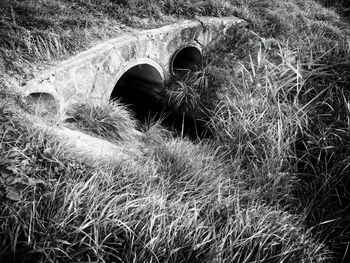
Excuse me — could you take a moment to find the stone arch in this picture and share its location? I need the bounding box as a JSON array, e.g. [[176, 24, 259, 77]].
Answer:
[[27, 92, 60, 115], [171, 45, 202, 76], [110, 61, 165, 121]]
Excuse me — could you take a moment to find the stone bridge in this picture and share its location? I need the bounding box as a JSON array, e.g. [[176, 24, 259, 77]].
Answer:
[[23, 16, 246, 115]]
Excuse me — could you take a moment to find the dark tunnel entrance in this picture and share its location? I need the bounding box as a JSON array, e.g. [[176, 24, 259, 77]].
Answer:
[[110, 63, 211, 139], [171, 46, 202, 76], [110, 64, 165, 121], [27, 92, 59, 115]]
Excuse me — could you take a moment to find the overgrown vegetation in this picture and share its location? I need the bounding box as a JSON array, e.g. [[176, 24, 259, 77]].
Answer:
[[1, 0, 350, 262], [65, 101, 139, 142], [0, 84, 328, 262]]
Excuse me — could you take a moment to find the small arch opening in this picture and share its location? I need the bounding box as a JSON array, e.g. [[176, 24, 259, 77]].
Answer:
[[110, 64, 165, 121], [171, 46, 202, 76], [27, 92, 59, 115]]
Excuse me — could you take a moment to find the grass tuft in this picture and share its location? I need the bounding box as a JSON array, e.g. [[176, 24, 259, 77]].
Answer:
[[65, 100, 139, 142]]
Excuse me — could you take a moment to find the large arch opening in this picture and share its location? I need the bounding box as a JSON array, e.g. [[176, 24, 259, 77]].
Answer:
[[27, 92, 59, 116], [110, 64, 165, 121], [171, 46, 202, 76], [110, 62, 211, 140]]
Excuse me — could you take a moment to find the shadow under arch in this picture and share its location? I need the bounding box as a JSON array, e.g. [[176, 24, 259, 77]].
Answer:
[[171, 46, 202, 77], [27, 92, 59, 115], [110, 63, 165, 121], [110, 61, 211, 140]]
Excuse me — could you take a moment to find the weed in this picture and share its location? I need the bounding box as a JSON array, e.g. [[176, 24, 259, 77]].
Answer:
[[65, 100, 139, 142], [2, 0, 350, 261]]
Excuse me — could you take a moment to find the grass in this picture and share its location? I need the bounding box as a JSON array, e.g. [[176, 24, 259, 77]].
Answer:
[[0, 0, 236, 80], [0, 85, 328, 262], [1, 0, 350, 262], [197, 3, 350, 260], [65, 100, 139, 143]]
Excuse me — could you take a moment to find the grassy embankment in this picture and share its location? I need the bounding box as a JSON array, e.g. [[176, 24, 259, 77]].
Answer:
[[1, 0, 350, 262]]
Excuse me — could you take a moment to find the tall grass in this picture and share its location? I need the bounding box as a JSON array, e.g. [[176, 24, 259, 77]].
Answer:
[[192, 2, 350, 260], [2, 0, 350, 261], [65, 100, 139, 143], [162, 2, 350, 256], [291, 59, 350, 260], [203, 43, 306, 208], [0, 75, 328, 262], [0, 94, 329, 261]]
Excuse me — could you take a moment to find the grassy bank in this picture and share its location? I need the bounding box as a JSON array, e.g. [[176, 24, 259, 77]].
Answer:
[[1, 0, 350, 262], [0, 84, 327, 262]]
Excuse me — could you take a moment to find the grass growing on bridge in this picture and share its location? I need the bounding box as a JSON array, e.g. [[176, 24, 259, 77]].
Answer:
[[1, 0, 350, 262]]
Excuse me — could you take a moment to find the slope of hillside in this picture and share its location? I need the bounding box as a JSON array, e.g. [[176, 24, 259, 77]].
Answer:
[[1, 0, 350, 262]]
